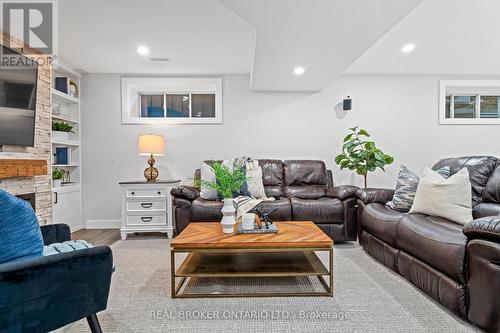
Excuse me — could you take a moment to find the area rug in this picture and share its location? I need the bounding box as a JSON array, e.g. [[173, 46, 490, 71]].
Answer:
[[56, 239, 478, 333]]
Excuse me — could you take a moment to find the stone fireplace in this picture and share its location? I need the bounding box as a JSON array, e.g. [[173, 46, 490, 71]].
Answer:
[[0, 32, 52, 225]]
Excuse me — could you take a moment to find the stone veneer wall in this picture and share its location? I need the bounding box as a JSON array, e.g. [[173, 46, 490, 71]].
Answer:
[[0, 33, 52, 224]]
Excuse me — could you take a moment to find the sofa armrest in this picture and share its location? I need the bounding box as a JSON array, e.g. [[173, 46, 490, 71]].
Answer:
[[0, 246, 113, 332], [463, 216, 500, 242], [326, 185, 359, 200], [356, 188, 395, 205], [171, 185, 200, 201], [40, 223, 71, 245]]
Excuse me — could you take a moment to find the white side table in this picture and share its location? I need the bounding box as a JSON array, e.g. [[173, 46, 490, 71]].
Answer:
[[119, 180, 181, 240]]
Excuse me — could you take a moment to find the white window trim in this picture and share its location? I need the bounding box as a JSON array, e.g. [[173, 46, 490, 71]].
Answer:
[[121, 77, 222, 124], [439, 80, 500, 125]]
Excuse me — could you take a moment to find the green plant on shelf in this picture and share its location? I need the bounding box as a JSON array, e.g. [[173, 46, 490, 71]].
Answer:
[[52, 121, 74, 133], [52, 168, 65, 180]]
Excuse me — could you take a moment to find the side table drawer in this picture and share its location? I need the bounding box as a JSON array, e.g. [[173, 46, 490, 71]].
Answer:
[[126, 214, 166, 226], [126, 189, 166, 198], [126, 200, 166, 212]]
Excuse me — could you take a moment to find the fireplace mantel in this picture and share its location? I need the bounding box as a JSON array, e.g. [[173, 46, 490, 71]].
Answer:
[[0, 159, 48, 179]]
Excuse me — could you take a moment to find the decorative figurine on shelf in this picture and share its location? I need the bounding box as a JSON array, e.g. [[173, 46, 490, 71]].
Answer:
[[255, 207, 277, 229]]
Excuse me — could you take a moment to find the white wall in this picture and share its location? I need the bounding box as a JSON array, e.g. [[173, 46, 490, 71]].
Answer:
[[81, 74, 500, 226]]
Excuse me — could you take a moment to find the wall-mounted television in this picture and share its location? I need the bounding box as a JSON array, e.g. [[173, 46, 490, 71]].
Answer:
[[0, 45, 38, 147]]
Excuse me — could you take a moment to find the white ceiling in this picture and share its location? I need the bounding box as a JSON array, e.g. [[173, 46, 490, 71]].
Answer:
[[220, 0, 422, 91], [58, 0, 254, 74], [58, 0, 500, 92], [345, 0, 500, 75]]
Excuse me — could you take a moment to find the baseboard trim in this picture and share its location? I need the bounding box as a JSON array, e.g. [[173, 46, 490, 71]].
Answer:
[[86, 219, 121, 229]]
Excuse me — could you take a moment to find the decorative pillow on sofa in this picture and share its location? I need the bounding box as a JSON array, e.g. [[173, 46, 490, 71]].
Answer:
[[409, 167, 473, 225], [246, 160, 266, 199], [0, 188, 43, 264], [387, 165, 450, 212], [200, 161, 218, 200]]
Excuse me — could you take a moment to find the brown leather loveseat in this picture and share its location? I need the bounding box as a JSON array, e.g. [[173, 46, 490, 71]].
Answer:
[[171, 159, 359, 242], [356, 156, 500, 332]]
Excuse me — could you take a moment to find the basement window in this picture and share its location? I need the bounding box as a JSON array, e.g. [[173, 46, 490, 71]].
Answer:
[[122, 77, 222, 124], [440, 80, 500, 124]]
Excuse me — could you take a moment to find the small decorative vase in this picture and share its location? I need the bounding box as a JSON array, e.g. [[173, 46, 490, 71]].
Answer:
[[221, 198, 236, 234]]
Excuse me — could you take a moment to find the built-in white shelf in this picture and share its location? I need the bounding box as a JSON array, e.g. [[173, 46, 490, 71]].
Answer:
[[52, 88, 79, 105], [52, 114, 79, 124], [52, 139, 80, 147], [51, 62, 83, 232], [52, 184, 81, 193]]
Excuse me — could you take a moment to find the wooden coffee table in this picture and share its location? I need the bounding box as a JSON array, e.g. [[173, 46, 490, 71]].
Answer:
[[170, 221, 333, 298]]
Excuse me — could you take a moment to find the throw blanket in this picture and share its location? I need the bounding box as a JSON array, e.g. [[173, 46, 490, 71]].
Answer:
[[233, 157, 274, 220]]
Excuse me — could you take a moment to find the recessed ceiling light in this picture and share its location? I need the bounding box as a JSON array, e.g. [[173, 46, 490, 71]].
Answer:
[[293, 66, 306, 76], [401, 43, 415, 53], [137, 46, 149, 55]]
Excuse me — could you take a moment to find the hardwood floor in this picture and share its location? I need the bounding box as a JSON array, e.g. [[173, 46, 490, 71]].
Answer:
[[71, 229, 121, 246], [71, 229, 169, 246]]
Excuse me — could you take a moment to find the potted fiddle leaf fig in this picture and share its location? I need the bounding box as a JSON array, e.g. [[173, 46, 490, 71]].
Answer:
[[335, 126, 394, 188], [201, 161, 247, 233]]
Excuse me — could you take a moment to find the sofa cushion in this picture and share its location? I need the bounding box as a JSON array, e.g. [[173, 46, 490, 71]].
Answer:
[[191, 198, 223, 221], [432, 156, 498, 206], [360, 203, 405, 247], [290, 197, 343, 223], [473, 202, 500, 219], [284, 160, 327, 199], [0, 189, 43, 264], [396, 214, 467, 283], [249, 198, 292, 221], [258, 159, 285, 198]]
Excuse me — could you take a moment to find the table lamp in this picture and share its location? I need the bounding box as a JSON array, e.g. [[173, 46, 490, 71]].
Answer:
[[138, 134, 165, 183]]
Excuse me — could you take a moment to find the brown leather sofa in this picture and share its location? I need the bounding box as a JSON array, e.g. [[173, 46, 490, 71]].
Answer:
[[356, 156, 500, 333], [171, 159, 359, 242]]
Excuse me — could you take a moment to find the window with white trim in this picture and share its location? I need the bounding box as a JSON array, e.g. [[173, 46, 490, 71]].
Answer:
[[440, 80, 500, 124], [121, 77, 222, 124]]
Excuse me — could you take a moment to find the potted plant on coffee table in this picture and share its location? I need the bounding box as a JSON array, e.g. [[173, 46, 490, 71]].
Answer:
[[201, 161, 246, 233], [52, 121, 74, 141], [335, 126, 394, 188]]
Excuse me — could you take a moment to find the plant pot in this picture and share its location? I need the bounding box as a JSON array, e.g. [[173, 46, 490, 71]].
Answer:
[[220, 198, 236, 234], [52, 130, 70, 141], [53, 179, 62, 188]]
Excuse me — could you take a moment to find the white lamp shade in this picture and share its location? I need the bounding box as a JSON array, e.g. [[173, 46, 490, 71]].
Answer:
[[138, 134, 165, 156]]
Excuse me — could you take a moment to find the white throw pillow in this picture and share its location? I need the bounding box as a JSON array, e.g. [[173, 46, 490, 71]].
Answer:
[[245, 160, 267, 199], [200, 162, 217, 200], [409, 167, 473, 225]]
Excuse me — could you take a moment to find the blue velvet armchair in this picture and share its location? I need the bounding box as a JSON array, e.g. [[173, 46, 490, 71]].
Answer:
[[0, 224, 113, 333]]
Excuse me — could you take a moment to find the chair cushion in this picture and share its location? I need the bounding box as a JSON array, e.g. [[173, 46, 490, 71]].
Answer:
[[191, 198, 223, 221], [360, 203, 405, 247], [43, 240, 93, 256], [483, 164, 500, 204], [396, 214, 467, 283], [0, 189, 43, 264], [249, 198, 292, 221], [290, 197, 343, 223]]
